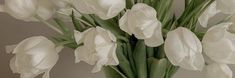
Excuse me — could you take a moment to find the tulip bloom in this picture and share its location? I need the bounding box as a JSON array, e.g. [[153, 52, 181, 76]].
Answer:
[[119, 3, 164, 47], [198, 2, 220, 28], [202, 22, 235, 64], [0, 0, 55, 21], [74, 27, 119, 73], [164, 27, 205, 71], [204, 63, 232, 78], [73, 0, 125, 20], [9, 36, 62, 78], [199, 0, 235, 27]]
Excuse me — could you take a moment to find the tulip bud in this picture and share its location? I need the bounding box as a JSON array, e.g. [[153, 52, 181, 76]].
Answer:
[[198, 0, 235, 27], [2, 0, 56, 21], [9, 36, 62, 78], [202, 22, 235, 64], [74, 27, 118, 73], [164, 27, 205, 71], [119, 3, 164, 47]]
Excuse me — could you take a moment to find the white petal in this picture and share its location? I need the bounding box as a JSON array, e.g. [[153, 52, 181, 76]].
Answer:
[[106, 44, 119, 65], [10, 36, 59, 78], [4, 0, 37, 20], [36, 0, 55, 20], [205, 63, 232, 78], [106, 0, 125, 17], [165, 27, 204, 71], [203, 22, 235, 64], [74, 30, 83, 44], [178, 52, 205, 70], [73, 0, 97, 14], [144, 20, 164, 47], [216, 0, 235, 14], [198, 2, 220, 28], [10, 57, 18, 73], [92, 58, 108, 73], [131, 3, 157, 18], [74, 46, 98, 65], [119, 10, 132, 35]]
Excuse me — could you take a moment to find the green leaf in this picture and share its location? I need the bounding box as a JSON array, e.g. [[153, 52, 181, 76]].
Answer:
[[116, 43, 135, 78], [126, 43, 136, 74], [103, 66, 126, 78], [53, 18, 71, 35], [71, 11, 86, 32], [165, 61, 179, 78], [149, 58, 168, 78], [153, 0, 173, 21], [92, 16, 124, 36], [147, 47, 154, 58], [133, 40, 147, 78]]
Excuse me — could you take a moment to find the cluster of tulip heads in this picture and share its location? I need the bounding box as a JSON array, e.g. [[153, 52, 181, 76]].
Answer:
[[1, 0, 235, 78]]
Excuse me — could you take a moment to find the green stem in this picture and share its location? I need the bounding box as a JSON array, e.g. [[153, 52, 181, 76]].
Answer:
[[35, 16, 63, 34]]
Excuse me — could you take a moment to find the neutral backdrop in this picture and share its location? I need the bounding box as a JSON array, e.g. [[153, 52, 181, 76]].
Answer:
[[0, 0, 233, 78]]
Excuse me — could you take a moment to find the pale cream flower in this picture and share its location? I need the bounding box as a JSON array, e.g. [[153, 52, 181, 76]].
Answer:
[[74, 27, 118, 73], [164, 27, 205, 71], [119, 3, 164, 47]]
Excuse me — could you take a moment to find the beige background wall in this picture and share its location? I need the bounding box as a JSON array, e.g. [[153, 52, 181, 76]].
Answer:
[[0, 0, 232, 78]]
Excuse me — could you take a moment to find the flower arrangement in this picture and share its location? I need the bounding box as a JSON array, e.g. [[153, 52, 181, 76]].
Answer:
[[1, 0, 235, 78]]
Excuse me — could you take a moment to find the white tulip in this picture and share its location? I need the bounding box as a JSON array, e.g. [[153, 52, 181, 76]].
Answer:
[[199, 0, 235, 27], [164, 27, 205, 71], [202, 22, 235, 64], [73, 0, 125, 20], [204, 63, 232, 78], [74, 27, 119, 73], [119, 3, 164, 47], [198, 2, 220, 28], [8, 36, 62, 78], [1, 0, 55, 21]]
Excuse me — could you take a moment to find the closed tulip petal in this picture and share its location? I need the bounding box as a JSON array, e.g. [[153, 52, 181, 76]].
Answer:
[[9, 36, 61, 78], [144, 21, 164, 47], [119, 10, 132, 35], [119, 3, 163, 47], [203, 22, 235, 64], [205, 63, 232, 78], [74, 46, 98, 65], [164, 27, 204, 71]]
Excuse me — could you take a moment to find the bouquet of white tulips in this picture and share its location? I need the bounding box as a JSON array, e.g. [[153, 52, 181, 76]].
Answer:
[[2, 0, 235, 78]]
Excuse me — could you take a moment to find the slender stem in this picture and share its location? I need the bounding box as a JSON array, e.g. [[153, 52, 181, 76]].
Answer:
[[57, 9, 94, 27], [35, 16, 63, 34], [70, 6, 95, 27], [109, 66, 127, 78]]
